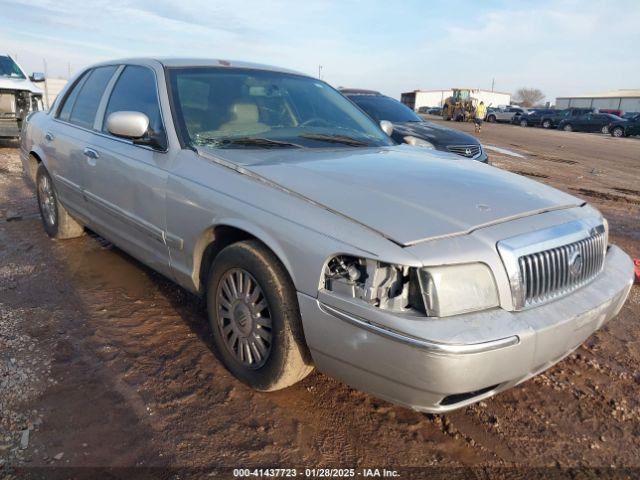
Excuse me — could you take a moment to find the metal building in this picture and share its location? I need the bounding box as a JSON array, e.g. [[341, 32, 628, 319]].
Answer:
[[401, 89, 511, 111], [555, 90, 640, 113]]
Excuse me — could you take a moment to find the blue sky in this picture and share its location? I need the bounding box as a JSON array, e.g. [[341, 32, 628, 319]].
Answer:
[[2, 0, 639, 102]]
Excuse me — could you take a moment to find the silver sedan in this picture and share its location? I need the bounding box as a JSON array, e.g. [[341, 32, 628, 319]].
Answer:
[[20, 58, 634, 412]]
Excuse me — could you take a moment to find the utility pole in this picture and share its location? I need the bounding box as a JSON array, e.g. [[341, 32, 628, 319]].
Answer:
[[491, 78, 495, 92], [43, 59, 50, 109], [318, 65, 323, 80]]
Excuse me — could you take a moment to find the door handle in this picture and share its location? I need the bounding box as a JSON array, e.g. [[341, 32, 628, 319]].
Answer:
[[83, 147, 100, 160], [45, 132, 54, 141]]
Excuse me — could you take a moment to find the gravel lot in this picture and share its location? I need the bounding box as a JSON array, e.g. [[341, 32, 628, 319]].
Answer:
[[0, 123, 639, 476]]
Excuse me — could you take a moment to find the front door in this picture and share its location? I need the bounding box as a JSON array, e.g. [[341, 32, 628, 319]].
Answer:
[[81, 65, 172, 277]]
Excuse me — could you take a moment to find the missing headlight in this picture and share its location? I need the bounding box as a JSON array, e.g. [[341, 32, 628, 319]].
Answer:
[[323, 255, 424, 313]]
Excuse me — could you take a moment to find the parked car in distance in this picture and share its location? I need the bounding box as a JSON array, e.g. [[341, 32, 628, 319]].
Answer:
[[538, 107, 593, 129], [427, 107, 442, 115], [0, 53, 45, 139], [417, 106, 429, 114], [21, 58, 634, 413], [608, 113, 640, 137], [518, 109, 557, 127], [486, 105, 528, 123], [558, 112, 623, 133], [342, 89, 488, 162]]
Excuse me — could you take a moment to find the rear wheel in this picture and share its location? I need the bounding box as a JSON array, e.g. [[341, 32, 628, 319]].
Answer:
[[206, 240, 313, 391], [611, 126, 625, 137], [563, 123, 573, 132], [36, 164, 84, 239], [487, 114, 496, 123], [520, 119, 528, 127], [601, 125, 609, 134], [542, 119, 552, 128]]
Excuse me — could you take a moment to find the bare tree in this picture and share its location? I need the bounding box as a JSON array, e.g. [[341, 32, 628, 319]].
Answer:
[[514, 88, 545, 107]]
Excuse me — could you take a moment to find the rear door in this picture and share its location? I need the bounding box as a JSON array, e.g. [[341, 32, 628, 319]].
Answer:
[[46, 66, 118, 221], [573, 113, 590, 130], [81, 64, 172, 276]]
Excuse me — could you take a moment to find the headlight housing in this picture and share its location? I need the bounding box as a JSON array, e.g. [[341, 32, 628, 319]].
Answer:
[[322, 256, 499, 317], [417, 263, 499, 317], [403, 135, 435, 148]]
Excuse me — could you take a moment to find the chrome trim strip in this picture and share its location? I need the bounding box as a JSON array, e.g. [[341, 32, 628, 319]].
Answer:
[[164, 232, 184, 251], [318, 302, 520, 354], [53, 173, 82, 192], [83, 190, 165, 244]]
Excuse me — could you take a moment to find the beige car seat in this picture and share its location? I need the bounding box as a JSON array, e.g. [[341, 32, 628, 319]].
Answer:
[[216, 102, 269, 136]]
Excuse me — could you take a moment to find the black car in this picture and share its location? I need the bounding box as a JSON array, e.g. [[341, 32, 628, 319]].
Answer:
[[608, 113, 640, 137], [557, 112, 622, 133], [538, 108, 593, 129], [518, 109, 557, 127], [342, 90, 488, 163]]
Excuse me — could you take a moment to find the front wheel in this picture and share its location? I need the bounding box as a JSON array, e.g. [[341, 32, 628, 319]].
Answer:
[[611, 126, 625, 137], [206, 240, 313, 391], [601, 125, 609, 134], [487, 115, 496, 123], [563, 124, 573, 132], [36, 163, 84, 239], [520, 119, 528, 127], [542, 119, 552, 129]]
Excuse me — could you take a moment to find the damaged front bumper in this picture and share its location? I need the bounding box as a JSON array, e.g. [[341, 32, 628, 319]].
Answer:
[[0, 89, 43, 138], [299, 245, 633, 412]]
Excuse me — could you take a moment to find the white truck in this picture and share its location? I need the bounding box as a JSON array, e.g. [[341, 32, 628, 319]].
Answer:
[[0, 54, 45, 139]]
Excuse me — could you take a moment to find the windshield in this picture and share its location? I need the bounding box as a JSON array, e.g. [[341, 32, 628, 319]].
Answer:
[[0, 56, 26, 79], [349, 95, 422, 123], [168, 67, 393, 149]]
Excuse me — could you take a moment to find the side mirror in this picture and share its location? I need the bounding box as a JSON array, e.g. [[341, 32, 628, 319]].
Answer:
[[380, 120, 394, 136], [106, 111, 149, 139], [30, 72, 45, 83]]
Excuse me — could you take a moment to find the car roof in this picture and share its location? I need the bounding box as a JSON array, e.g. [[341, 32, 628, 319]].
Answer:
[[86, 57, 308, 77], [339, 88, 383, 96]]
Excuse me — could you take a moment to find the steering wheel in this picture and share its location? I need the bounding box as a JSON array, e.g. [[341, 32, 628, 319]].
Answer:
[[300, 117, 332, 128]]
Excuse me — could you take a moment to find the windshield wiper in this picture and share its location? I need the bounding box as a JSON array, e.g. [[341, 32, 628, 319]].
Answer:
[[197, 137, 302, 149], [298, 133, 370, 146]]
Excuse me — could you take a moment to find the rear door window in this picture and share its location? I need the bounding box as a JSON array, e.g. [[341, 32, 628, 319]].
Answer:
[[103, 65, 164, 137], [67, 66, 117, 129], [57, 73, 88, 122]]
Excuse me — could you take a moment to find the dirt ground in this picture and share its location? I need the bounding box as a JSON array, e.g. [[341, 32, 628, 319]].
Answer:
[[0, 121, 639, 476]]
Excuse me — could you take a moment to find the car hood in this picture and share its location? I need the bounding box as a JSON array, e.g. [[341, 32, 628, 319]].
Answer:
[[0, 76, 42, 94], [391, 121, 479, 146], [199, 145, 583, 246]]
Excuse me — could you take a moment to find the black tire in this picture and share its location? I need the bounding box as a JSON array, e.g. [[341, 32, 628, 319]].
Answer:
[[520, 119, 528, 127], [563, 123, 573, 132], [542, 119, 552, 129], [487, 114, 496, 123], [206, 240, 313, 391], [36, 164, 84, 239], [611, 126, 625, 138], [601, 125, 609, 134]]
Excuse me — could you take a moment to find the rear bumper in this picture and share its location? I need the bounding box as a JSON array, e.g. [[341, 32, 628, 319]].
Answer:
[[299, 245, 633, 412]]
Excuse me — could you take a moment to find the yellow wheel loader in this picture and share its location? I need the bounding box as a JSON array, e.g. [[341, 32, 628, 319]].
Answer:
[[441, 88, 478, 122]]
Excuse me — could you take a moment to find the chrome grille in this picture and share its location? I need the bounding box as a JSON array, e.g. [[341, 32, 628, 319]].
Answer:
[[447, 144, 481, 158], [517, 231, 606, 307]]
